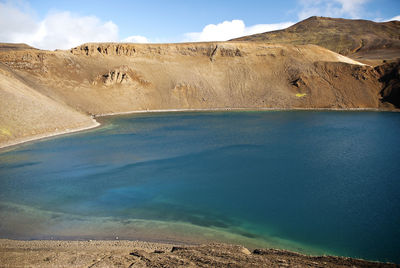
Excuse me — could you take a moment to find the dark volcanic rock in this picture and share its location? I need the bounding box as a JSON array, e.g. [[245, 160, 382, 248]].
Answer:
[[376, 59, 400, 107]]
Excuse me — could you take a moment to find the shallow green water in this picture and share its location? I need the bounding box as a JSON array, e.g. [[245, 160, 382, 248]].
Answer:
[[0, 111, 399, 263]]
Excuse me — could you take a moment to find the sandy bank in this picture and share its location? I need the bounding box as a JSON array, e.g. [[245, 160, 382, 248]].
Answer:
[[0, 119, 100, 151], [94, 107, 396, 117], [0, 239, 395, 267]]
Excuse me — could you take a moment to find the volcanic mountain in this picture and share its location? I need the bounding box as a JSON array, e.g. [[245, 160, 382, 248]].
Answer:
[[232, 16, 400, 64]]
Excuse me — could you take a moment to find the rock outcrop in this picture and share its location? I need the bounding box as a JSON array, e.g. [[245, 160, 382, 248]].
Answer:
[[103, 68, 129, 85], [94, 66, 130, 86], [70, 42, 245, 60], [375, 59, 400, 107], [92, 66, 151, 87]]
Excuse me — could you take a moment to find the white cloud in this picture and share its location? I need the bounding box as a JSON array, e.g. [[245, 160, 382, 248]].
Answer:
[[374, 15, 400, 22], [0, 1, 38, 42], [0, 2, 118, 50], [388, 15, 400, 21], [184, 20, 294, 42], [335, 0, 368, 15], [298, 0, 369, 20], [121, 35, 149, 43]]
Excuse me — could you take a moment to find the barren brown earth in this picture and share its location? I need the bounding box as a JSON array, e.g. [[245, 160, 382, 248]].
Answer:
[[1, 39, 399, 148], [0, 239, 397, 268]]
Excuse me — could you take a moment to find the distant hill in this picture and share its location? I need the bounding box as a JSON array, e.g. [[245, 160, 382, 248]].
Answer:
[[232, 16, 400, 61], [0, 43, 37, 52]]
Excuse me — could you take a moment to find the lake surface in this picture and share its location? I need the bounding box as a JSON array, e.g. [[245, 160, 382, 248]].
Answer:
[[0, 111, 399, 263]]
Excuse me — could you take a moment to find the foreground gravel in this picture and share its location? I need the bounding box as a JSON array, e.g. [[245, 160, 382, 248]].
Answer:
[[0, 239, 397, 267]]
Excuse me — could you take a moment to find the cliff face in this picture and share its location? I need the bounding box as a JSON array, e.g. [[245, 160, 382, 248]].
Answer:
[[375, 59, 400, 107], [0, 41, 395, 147]]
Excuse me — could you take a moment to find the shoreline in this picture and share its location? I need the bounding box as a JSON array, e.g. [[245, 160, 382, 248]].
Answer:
[[0, 119, 100, 152], [0, 239, 396, 267], [94, 107, 397, 117], [0, 107, 398, 151]]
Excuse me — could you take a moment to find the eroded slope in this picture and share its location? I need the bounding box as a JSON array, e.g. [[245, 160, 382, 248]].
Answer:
[[0, 63, 97, 148]]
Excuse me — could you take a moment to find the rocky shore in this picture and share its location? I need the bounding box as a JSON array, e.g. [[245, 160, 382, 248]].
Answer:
[[0, 239, 396, 267]]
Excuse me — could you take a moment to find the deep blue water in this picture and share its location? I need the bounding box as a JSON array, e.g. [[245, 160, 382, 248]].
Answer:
[[0, 111, 399, 263]]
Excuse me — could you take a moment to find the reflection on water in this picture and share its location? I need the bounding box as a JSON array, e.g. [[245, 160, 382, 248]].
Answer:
[[0, 111, 400, 263]]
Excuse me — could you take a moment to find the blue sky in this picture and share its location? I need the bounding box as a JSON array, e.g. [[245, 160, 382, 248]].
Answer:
[[0, 0, 399, 49]]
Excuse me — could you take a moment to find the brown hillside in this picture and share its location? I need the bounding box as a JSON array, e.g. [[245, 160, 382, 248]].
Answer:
[[232, 16, 400, 62], [0, 62, 97, 148], [0, 43, 37, 52]]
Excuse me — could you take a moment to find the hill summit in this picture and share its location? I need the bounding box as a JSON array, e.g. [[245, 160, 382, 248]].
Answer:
[[232, 16, 400, 62]]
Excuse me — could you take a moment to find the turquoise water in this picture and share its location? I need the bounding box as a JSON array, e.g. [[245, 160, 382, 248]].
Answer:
[[0, 111, 399, 263]]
